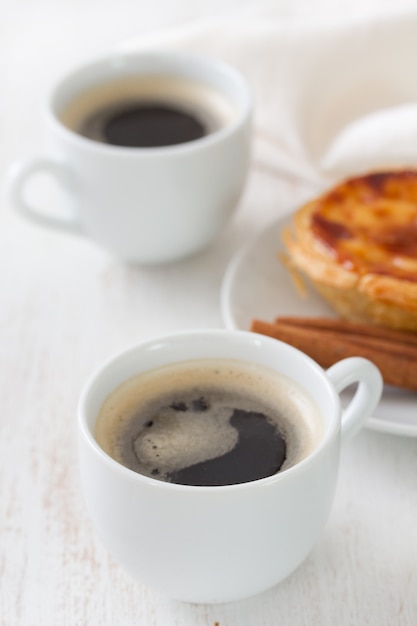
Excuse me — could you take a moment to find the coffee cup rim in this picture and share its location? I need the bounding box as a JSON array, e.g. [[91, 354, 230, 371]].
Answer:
[[47, 50, 253, 156], [78, 329, 341, 492]]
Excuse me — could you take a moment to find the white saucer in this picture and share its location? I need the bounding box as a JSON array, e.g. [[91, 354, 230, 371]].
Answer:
[[221, 214, 417, 438]]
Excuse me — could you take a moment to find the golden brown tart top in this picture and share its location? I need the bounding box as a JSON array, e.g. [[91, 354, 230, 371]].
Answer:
[[309, 170, 417, 283], [283, 169, 417, 330]]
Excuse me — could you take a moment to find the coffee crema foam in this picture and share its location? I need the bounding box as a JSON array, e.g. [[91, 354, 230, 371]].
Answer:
[[58, 75, 237, 144], [95, 359, 324, 486]]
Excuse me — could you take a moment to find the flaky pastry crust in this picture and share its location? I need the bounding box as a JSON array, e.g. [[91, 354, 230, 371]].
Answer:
[[283, 170, 417, 330]]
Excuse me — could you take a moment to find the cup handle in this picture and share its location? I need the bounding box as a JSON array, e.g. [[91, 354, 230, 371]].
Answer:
[[326, 357, 383, 443], [7, 157, 82, 234]]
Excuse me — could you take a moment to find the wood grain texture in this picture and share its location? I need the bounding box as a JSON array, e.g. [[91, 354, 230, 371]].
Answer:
[[1, 2, 417, 625]]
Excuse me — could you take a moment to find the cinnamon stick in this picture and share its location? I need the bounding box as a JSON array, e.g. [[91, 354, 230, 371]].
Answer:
[[251, 317, 417, 391], [274, 316, 417, 347]]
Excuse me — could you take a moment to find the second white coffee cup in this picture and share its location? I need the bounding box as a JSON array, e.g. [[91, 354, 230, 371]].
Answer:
[[8, 51, 252, 264]]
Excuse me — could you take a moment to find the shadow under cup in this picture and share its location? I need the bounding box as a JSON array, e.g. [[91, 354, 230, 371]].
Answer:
[[78, 330, 352, 603]]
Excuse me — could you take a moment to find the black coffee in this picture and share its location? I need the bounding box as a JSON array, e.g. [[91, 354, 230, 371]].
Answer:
[[59, 75, 236, 148], [95, 359, 322, 487], [80, 103, 207, 147], [169, 409, 285, 486]]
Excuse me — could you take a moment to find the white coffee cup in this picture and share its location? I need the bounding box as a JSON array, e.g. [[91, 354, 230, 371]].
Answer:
[[78, 329, 382, 604], [7, 52, 252, 264]]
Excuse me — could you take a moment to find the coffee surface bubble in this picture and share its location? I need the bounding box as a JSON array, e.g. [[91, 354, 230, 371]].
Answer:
[[95, 359, 323, 486]]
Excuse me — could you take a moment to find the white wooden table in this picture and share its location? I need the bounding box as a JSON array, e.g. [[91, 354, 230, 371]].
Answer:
[[1, 1, 416, 624]]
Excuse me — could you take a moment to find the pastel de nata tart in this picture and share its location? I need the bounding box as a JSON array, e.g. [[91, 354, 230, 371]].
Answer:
[[283, 170, 417, 331]]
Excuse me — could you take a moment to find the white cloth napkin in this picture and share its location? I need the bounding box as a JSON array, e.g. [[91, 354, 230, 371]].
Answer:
[[122, 5, 417, 192]]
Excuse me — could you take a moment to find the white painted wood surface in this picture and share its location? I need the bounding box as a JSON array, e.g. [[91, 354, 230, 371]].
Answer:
[[1, 1, 416, 624]]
